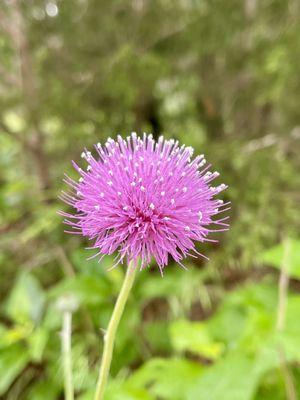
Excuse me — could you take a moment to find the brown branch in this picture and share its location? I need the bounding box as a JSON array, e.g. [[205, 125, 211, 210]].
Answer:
[[6, 0, 51, 192], [243, 130, 300, 154], [0, 63, 21, 88]]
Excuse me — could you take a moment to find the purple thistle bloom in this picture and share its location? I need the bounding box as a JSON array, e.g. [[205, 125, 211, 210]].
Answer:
[[60, 133, 229, 274]]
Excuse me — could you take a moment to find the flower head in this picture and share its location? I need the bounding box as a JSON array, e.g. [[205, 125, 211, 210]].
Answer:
[[61, 133, 229, 273]]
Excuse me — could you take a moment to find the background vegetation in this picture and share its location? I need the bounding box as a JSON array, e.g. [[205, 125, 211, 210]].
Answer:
[[0, 0, 300, 399]]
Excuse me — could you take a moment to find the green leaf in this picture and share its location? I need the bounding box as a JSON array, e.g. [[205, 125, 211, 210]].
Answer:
[[104, 382, 153, 400], [25, 379, 60, 400], [208, 282, 278, 350], [207, 302, 247, 346], [261, 239, 300, 278], [78, 382, 153, 400], [5, 273, 45, 324], [49, 275, 111, 307], [278, 295, 300, 362], [72, 341, 95, 391], [26, 379, 61, 400], [143, 321, 172, 353], [0, 324, 32, 348], [28, 327, 49, 362], [129, 358, 203, 400], [187, 352, 269, 400], [71, 249, 115, 279], [254, 369, 287, 400], [137, 268, 206, 302], [0, 344, 29, 395], [169, 319, 224, 360]]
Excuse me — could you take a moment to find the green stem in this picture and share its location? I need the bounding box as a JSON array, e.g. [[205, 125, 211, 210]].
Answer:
[[62, 311, 74, 400], [276, 239, 296, 400], [94, 261, 137, 400]]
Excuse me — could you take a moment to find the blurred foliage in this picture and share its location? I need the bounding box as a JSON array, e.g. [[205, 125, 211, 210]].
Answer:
[[0, 0, 300, 399]]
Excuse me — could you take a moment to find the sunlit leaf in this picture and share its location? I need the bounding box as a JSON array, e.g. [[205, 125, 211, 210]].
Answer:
[[5, 273, 45, 324], [129, 358, 203, 400], [0, 344, 29, 395], [187, 352, 269, 400], [0, 324, 32, 348], [261, 239, 300, 278], [28, 327, 49, 362], [170, 319, 224, 360]]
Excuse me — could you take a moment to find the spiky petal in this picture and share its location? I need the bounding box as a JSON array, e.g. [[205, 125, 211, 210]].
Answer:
[[60, 133, 229, 273]]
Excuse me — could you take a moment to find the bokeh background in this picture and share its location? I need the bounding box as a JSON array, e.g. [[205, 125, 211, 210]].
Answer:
[[1, 1, 300, 399]]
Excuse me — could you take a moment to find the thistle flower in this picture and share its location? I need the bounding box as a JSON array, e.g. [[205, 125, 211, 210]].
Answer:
[[61, 133, 229, 274]]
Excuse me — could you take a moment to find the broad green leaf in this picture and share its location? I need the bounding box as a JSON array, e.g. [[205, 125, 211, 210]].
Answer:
[[129, 358, 203, 400], [187, 352, 269, 400], [104, 384, 153, 400], [143, 321, 172, 353], [207, 303, 246, 346], [5, 273, 45, 324], [78, 382, 153, 400], [137, 268, 206, 303], [49, 275, 111, 306], [28, 327, 49, 362], [25, 379, 60, 400], [261, 239, 300, 278], [0, 344, 29, 395], [207, 282, 277, 349], [169, 319, 224, 360], [0, 324, 32, 348]]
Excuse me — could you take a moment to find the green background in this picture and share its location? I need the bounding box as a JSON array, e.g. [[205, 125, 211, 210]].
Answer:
[[0, 1, 299, 399]]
